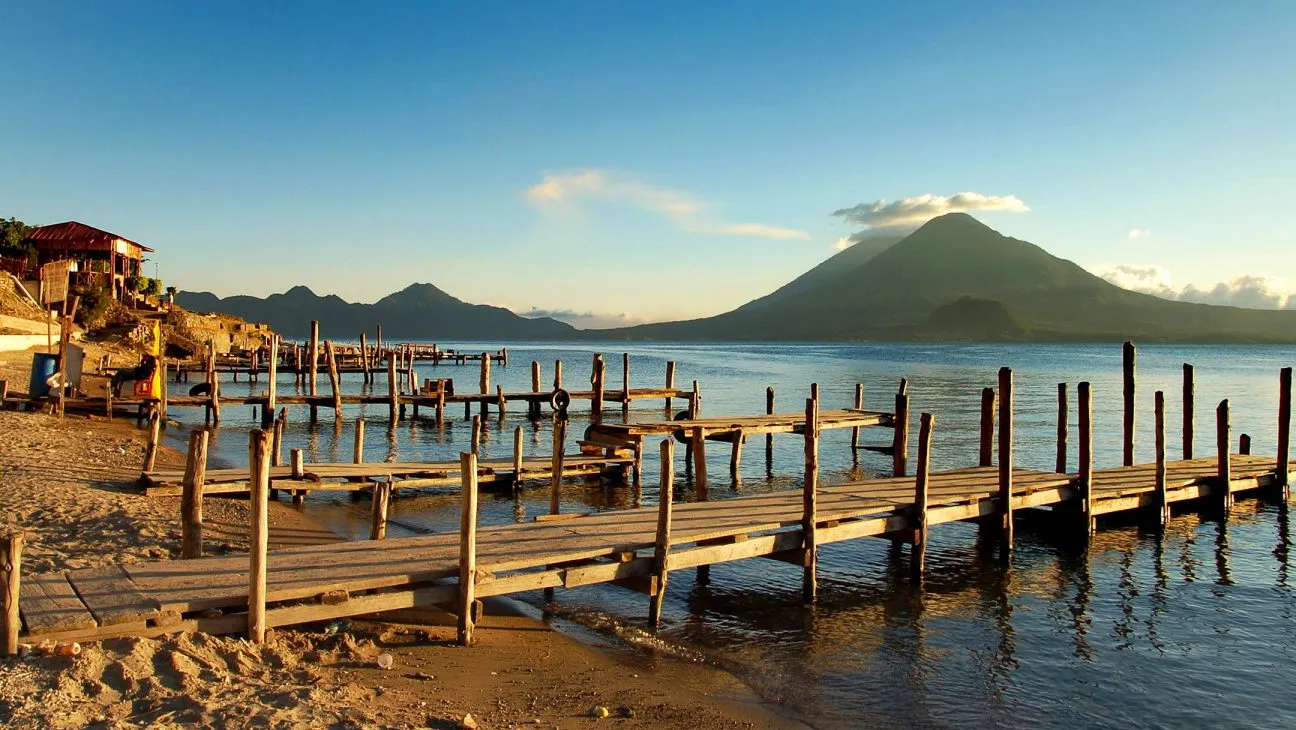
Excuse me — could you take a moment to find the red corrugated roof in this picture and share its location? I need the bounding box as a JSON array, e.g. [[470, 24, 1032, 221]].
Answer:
[[26, 221, 155, 253]]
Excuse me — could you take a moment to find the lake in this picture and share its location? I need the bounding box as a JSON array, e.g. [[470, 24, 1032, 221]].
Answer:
[[170, 342, 1296, 729]]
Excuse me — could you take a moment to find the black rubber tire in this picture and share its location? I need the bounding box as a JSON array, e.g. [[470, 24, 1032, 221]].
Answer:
[[550, 388, 571, 413], [189, 382, 213, 397]]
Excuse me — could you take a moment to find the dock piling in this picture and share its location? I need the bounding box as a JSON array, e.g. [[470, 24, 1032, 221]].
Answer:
[[512, 426, 524, 491], [649, 439, 675, 628], [248, 429, 271, 644], [998, 367, 1014, 558], [458, 452, 479, 646], [1280, 367, 1292, 499], [369, 481, 391, 541], [387, 355, 398, 421], [893, 379, 910, 477], [1078, 382, 1094, 535], [308, 321, 319, 398], [591, 354, 605, 424], [802, 391, 820, 603], [665, 361, 676, 414], [554, 360, 563, 390], [1184, 364, 1195, 459], [765, 387, 775, 463], [1123, 341, 1136, 466], [851, 382, 864, 460], [1240, 434, 1251, 455], [979, 387, 996, 467], [1056, 383, 1068, 473], [181, 430, 208, 559], [1218, 399, 1233, 511], [622, 353, 630, 419], [353, 419, 365, 464], [265, 336, 278, 427], [1155, 391, 1169, 527], [2, 532, 21, 656], [142, 409, 161, 474], [911, 412, 934, 583], [550, 418, 567, 515]]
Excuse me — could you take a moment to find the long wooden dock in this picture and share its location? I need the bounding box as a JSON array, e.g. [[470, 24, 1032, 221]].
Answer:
[[10, 452, 1290, 645]]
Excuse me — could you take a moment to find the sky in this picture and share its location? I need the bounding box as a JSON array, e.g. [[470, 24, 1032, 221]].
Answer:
[[3, 1, 1295, 326]]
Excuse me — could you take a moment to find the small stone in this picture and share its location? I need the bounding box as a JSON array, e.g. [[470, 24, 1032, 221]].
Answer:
[[376, 653, 394, 670], [589, 706, 610, 719], [459, 713, 479, 729]]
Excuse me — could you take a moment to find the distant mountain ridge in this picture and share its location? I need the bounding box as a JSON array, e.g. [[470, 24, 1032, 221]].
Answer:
[[177, 283, 575, 339]]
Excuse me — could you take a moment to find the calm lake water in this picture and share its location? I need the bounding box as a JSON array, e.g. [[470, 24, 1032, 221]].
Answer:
[[169, 342, 1296, 729]]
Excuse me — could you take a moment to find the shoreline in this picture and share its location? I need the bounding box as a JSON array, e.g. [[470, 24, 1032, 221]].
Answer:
[[0, 405, 806, 729]]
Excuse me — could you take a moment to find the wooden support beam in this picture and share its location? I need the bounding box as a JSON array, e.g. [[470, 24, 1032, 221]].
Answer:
[[208, 348, 220, 424], [850, 382, 864, 459], [1078, 381, 1094, 535], [359, 333, 369, 384], [1217, 399, 1233, 511], [1154, 391, 1169, 527], [1240, 433, 1251, 455], [1055, 382, 1068, 473], [480, 352, 490, 396], [308, 320, 319, 396], [458, 452, 479, 646], [512, 426, 524, 491], [665, 361, 676, 413], [2, 532, 22, 656], [554, 359, 563, 390], [649, 439, 674, 628], [387, 355, 398, 421], [591, 353, 605, 424], [892, 379, 910, 477], [142, 408, 161, 474], [1183, 363, 1195, 460], [1280, 367, 1292, 500], [1123, 341, 1136, 466], [353, 419, 365, 464], [247, 429, 271, 644], [271, 412, 284, 467], [802, 392, 820, 603], [370, 481, 391, 541], [325, 341, 342, 418], [496, 385, 506, 420], [265, 335, 278, 427], [181, 430, 208, 559], [911, 412, 934, 582], [765, 387, 775, 462], [692, 427, 708, 500], [998, 366, 1014, 557], [0, 379, 8, 410], [729, 434, 744, 477], [979, 387, 996, 467], [550, 418, 567, 515], [471, 415, 481, 457], [290, 448, 303, 479]]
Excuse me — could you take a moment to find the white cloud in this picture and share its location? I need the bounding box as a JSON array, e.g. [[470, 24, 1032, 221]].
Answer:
[[525, 169, 810, 240], [1098, 264, 1295, 310], [833, 192, 1029, 229], [833, 236, 851, 250], [1128, 228, 1151, 239]]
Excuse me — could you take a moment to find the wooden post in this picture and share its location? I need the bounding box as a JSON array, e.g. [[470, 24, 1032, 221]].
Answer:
[[387, 354, 399, 421], [375, 324, 382, 364], [591, 354, 605, 424], [802, 393, 820, 603], [998, 367, 1014, 554], [1240, 433, 1251, 455], [1183, 364, 1195, 460], [142, 408, 161, 473], [850, 382, 864, 459], [181, 430, 208, 559], [208, 348, 220, 424], [471, 415, 481, 457], [911, 412, 935, 582], [360, 333, 370, 384], [308, 320, 319, 396], [1123, 341, 1136, 466], [691, 380, 701, 417], [649, 438, 674, 628], [979, 387, 996, 467], [325, 341, 342, 419], [1078, 381, 1094, 535], [665, 361, 676, 413], [291, 448, 303, 478], [1279, 367, 1292, 499], [553, 359, 563, 390], [692, 426, 708, 499], [730, 434, 745, 477], [1155, 391, 1169, 527], [458, 452, 479, 646], [496, 384, 506, 420], [622, 352, 631, 418], [512, 426, 524, 491], [353, 419, 365, 463], [550, 418, 567, 514], [271, 413, 284, 467], [370, 481, 391, 541], [160, 359, 168, 422], [892, 379, 910, 477], [765, 386, 775, 458], [0, 379, 7, 411], [265, 335, 278, 427], [247, 429, 271, 644], [2, 532, 22, 656], [531, 361, 541, 393], [1056, 382, 1068, 473], [1218, 399, 1233, 511], [479, 352, 490, 394]]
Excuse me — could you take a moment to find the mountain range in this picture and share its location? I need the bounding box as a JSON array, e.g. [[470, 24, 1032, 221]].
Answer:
[[179, 213, 1296, 343]]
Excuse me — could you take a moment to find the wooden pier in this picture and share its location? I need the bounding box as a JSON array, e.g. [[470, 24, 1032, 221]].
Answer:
[[2, 349, 1292, 656]]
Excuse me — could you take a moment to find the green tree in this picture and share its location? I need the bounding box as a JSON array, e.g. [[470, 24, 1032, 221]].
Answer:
[[0, 217, 35, 258], [125, 274, 143, 293], [143, 278, 162, 296]]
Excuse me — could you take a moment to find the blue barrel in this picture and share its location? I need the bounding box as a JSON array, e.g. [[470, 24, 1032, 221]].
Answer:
[[29, 353, 58, 397]]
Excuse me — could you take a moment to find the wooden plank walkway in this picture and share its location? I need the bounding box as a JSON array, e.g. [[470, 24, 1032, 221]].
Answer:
[[16, 454, 1288, 645], [139, 453, 633, 496]]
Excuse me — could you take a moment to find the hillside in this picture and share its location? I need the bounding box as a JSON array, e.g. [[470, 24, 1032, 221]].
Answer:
[[177, 283, 576, 339], [602, 213, 1296, 342]]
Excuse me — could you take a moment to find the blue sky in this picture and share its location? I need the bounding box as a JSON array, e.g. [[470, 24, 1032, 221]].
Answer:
[[3, 1, 1294, 325]]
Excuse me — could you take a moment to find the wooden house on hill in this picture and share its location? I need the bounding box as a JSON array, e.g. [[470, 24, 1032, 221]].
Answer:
[[25, 221, 153, 302]]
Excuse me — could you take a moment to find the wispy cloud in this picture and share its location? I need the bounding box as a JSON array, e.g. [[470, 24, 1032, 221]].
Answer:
[[1099, 264, 1296, 310], [516, 306, 650, 330], [831, 192, 1029, 245], [1128, 227, 1151, 239], [525, 169, 811, 240]]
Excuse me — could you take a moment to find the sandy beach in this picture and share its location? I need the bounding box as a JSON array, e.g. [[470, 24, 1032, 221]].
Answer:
[[0, 403, 803, 729]]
